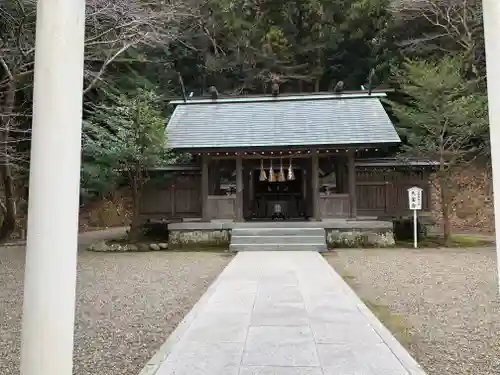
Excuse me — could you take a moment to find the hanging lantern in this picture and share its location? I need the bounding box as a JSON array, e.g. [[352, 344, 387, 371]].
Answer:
[[278, 158, 286, 182], [268, 159, 275, 182], [287, 157, 295, 181], [259, 159, 267, 181]]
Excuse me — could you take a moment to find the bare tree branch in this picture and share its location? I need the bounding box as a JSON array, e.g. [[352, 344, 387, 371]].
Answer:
[[0, 57, 13, 80], [83, 38, 145, 94], [393, 0, 484, 76]]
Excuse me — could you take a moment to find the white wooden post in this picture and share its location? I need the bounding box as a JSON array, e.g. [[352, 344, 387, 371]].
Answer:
[[413, 209, 417, 248], [408, 187, 423, 249], [482, 0, 500, 292], [20, 0, 86, 374]]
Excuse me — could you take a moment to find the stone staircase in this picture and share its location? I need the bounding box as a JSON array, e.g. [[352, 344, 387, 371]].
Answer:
[[229, 225, 327, 252]]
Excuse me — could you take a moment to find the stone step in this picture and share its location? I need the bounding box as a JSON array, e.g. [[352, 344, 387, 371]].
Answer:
[[231, 221, 327, 229], [232, 227, 325, 237], [231, 235, 325, 245], [229, 243, 328, 252], [230, 226, 327, 252]]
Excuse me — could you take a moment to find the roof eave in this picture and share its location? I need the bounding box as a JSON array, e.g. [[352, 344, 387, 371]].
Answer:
[[166, 140, 401, 154]]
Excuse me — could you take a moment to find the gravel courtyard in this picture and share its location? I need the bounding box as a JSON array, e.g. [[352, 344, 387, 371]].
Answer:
[[0, 247, 232, 375], [325, 247, 500, 375]]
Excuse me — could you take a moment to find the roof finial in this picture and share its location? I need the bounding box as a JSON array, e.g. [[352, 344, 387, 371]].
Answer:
[[367, 69, 375, 95], [333, 81, 344, 93], [269, 73, 281, 97], [209, 86, 218, 100], [177, 72, 187, 102], [271, 82, 279, 97]]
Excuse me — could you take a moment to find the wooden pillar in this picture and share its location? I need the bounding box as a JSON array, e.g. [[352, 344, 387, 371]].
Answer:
[[302, 167, 307, 218], [208, 161, 216, 195], [302, 168, 307, 199], [334, 159, 340, 194], [201, 154, 209, 221], [348, 150, 357, 218], [249, 168, 254, 217], [235, 154, 244, 222], [311, 152, 320, 220], [213, 161, 221, 194], [170, 182, 176, 217]]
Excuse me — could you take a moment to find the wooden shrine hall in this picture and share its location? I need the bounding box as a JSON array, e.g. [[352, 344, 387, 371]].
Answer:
[[154, 91, 405, 222]]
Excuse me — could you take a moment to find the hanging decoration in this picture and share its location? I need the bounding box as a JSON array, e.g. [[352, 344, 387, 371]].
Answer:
[[268, 159, 276, 182], [259, 159, 267, 181], [287, 157, 295, 181], [278, 158, 286, 182]]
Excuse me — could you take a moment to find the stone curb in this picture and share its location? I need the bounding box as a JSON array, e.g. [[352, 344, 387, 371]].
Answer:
[[0, 240, 26, 247]]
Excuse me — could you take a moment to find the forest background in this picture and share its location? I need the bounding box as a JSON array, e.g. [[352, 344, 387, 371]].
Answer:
[[0, 0, 490, 240]]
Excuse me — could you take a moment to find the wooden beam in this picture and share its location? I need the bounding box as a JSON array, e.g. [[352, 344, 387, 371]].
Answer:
[[235, 154, 244, 222], [348, 150, 357, 218], [201, 154, 210, 221], [311, 151, 320, 220], [173, 144, 387, 155], [211, 153, 316, 160]]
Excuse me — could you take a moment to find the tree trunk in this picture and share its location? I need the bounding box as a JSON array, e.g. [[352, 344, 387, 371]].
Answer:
[[0, 78, 17, 241], [439, 177, 452, 243], [127, 173, 142, 242], [0, 164, 16, 240]]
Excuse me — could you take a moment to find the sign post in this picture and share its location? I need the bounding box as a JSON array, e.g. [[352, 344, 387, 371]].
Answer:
[[408, 186, 423, 248]]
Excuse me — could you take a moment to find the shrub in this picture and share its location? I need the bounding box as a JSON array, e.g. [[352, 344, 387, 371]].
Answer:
[[392, 216, 427, 241]]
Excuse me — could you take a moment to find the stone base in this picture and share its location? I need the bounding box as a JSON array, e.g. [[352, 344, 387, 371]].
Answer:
[[326, 229, 395, 248], [86, 225, 394, 251], [88, 241, 168, 252], [168, 229, 231, 248]]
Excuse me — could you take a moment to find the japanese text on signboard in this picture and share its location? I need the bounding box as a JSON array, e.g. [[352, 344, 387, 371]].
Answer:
[[408, 187, 422, 210]]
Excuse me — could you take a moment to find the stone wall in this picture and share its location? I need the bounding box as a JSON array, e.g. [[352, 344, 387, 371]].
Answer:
[[326, 228, 395, 248], [430, 163, 494, 233], [168, 229, 231, 248]]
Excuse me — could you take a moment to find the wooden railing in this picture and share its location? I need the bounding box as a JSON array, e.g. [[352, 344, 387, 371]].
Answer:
[[207, 195, 236, 219], [319, 194, 350, 218]]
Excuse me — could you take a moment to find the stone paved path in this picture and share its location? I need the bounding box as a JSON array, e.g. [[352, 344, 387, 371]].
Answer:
[[142, 251, 428, 375]]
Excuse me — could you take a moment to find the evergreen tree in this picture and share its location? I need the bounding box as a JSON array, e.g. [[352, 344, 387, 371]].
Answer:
[[390, 56, 488, 242], [82, 88, 180, 240]]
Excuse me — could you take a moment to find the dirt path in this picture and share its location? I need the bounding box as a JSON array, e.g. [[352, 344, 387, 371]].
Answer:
[[0, 226, 129, 250]]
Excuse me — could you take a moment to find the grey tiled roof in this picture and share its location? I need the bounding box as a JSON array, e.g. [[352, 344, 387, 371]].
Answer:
[[165, 94, 400, 149]]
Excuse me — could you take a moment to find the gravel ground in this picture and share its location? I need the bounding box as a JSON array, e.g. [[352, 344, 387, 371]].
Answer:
[[0, 247, 232, 375], [325, 247, 500, 375]]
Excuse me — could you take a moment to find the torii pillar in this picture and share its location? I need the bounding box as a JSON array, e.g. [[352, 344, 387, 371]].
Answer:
[[483, 0, 500, 292], [20, 0, 86, 374]]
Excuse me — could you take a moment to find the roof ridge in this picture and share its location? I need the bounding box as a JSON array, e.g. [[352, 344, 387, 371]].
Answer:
[[169, 92, 387, 105]]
